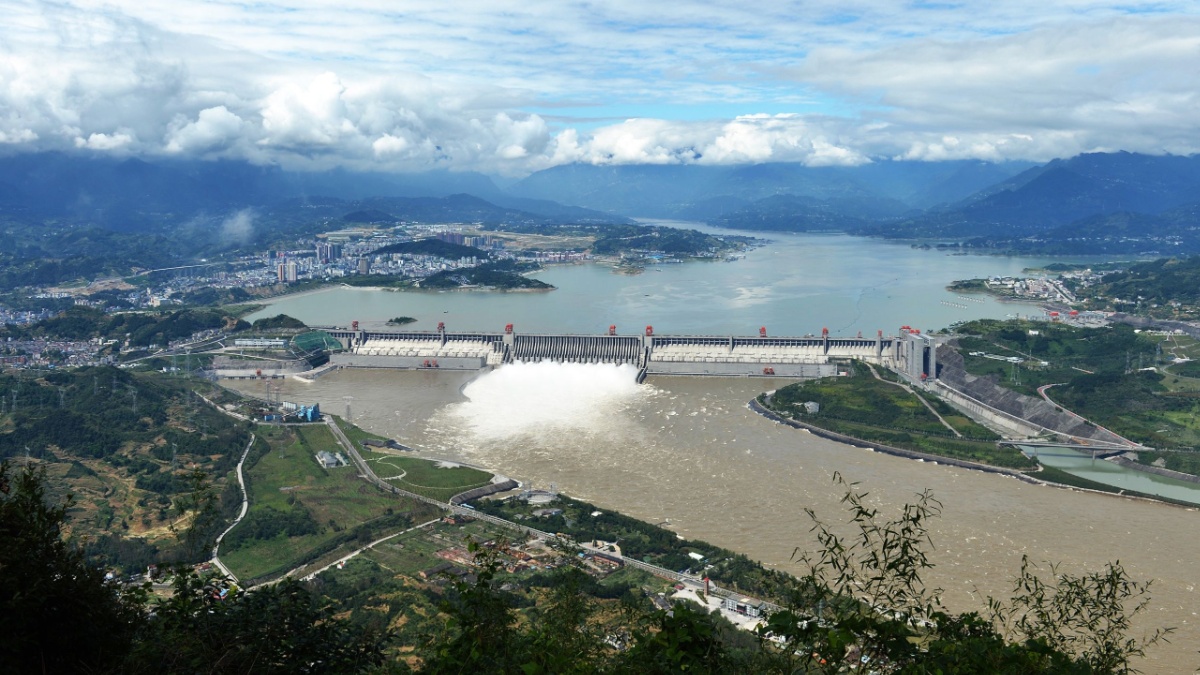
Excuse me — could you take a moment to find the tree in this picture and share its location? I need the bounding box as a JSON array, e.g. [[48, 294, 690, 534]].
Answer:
[[759, 474, 1169, 674], [122, 573, 388, 674], [420, 541, 530, 674], [988, 557, 1170, 675], [617, 602, 736, 674], [0, 462, 145, 673], [0, 461, 388, 674]]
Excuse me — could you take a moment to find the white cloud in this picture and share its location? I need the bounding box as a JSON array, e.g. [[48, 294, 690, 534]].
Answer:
[[260, 73, 354, 149], [74, 131, 135, 150], [2, 1, 1197, 173], [165, 106, 245, 154]]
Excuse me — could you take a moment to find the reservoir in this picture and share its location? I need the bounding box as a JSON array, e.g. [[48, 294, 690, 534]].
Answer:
[[237, 227, 1197, 672], [246, 225, 1053, 335]]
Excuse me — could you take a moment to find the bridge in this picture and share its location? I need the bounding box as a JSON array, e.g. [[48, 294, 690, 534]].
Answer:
[[315, 322, 941, 380]]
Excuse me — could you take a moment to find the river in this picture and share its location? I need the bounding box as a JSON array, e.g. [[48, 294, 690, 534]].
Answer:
[[246, 225, 1052, 335], [236, 227, 1197, 671]]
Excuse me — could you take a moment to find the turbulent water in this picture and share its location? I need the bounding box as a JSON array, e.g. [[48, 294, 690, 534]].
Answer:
[[230, 365, 1200, 672]]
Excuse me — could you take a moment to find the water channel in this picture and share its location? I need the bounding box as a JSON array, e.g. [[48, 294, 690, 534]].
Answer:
[[238, 227, 1199, 671]]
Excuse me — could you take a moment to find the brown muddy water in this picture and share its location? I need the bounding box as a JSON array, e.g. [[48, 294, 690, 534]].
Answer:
[[228, 365, 1200, 672]]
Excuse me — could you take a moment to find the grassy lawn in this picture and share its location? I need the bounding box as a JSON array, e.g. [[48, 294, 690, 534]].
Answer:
[[333, 415, 391, 447], [361, 450, 494, 502], [221, 424, 430, 581]]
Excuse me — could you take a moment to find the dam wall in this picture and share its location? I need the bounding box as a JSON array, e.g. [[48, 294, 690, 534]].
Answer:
[[512, 334, 642, 365], [331, 353, 488, 370], [312, 324, 920, 378], [648, 361, 838, 378]]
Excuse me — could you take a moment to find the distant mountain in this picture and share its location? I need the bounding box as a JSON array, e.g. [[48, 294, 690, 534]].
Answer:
[[881, 152, 1200, 239], [342, 209, 396, 224], [960, 202, 1200, 255], [508, 159, 1032, 221], [709, 195, 869, 232], [0, 153, 623, 230]]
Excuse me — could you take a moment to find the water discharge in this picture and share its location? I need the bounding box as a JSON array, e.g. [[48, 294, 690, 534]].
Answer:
[[448, 362, 651, 443], [227, 354, 1200, 672]]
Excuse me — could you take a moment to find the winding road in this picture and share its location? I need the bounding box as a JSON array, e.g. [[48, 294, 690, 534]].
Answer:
[[211, 433, 256, 583]]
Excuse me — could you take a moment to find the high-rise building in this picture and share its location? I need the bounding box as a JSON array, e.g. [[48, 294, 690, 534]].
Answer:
[[285, 260, 299, 282], [358, 258, 370, 275], [316, 241, 343, 263]]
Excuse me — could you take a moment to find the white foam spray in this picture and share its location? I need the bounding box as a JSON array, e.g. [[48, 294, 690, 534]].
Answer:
[[446, 361, 653, 444]]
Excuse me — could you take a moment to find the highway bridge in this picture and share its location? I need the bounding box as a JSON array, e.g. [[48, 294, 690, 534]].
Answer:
[[315, 322, 941, 380]]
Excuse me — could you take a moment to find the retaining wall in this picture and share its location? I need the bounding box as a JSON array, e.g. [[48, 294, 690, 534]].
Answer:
[[1108, 456, 1200, 485], [937, 347, 1129, 445]]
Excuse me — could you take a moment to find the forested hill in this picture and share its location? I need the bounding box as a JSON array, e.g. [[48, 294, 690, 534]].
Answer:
[[867, 152, 1200, 241], [1084, 257, 1200, 306], [369, 237, 489, 259]]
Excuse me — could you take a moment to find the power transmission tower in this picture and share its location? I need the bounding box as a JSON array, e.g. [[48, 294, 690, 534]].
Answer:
[[343, 395, 353, 422]]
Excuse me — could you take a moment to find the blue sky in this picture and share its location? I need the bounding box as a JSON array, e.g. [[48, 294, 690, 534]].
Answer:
[[2, 1, 1198, 174]]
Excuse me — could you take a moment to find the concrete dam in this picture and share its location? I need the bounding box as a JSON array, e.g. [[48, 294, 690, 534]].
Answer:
[[319, 323, 940, 380]]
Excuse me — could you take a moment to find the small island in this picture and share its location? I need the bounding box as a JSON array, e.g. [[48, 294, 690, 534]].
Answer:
[[385, 316, 417, 326], [416, 260, 553, 290]]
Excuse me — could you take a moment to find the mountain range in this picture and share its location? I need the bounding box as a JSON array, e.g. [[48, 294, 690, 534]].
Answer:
[[1, 150, 1198, 255]]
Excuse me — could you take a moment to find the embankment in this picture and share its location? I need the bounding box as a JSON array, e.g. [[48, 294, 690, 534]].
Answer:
[[747, 398, 1041, 484]]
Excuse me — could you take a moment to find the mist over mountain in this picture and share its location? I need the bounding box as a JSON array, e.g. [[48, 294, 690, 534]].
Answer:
[[869, 152, 1200, 242], [0, 153, 622, 229], [509, 159, 1033, 219], [1, 150, 1198, 256]]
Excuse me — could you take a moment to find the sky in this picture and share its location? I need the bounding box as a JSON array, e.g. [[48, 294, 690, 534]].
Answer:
[[3, 1, 1199, 175]]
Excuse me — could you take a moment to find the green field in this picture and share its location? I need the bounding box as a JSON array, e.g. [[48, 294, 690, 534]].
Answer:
[[361, 450, 494, 502], [220, 424, 432, 582], [333, 415, 391, 446], [765, 365, 1033, 469]]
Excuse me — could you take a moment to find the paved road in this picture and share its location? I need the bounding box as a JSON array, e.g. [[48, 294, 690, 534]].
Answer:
[[211, 433, 256, 583], [1037, 383, 1143, 449], [203, 411, 781, 613]]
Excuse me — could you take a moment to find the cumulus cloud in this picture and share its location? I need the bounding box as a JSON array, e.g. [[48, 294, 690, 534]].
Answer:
[[165, 106, 245, 154], [74, 131, 135, 151], [575, 115, 866, 167], [2, 1, 1198, 173]]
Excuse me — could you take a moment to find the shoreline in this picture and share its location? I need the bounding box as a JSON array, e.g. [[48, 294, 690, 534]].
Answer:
[[241, 280, 556, 318], [747, 398, 1198, 511]]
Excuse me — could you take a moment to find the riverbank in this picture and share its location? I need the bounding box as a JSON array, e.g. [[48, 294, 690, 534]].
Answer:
[[748, 397, 1199, 509]]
